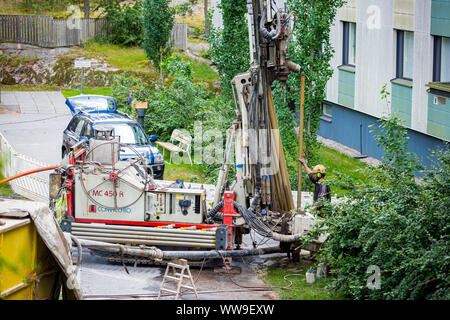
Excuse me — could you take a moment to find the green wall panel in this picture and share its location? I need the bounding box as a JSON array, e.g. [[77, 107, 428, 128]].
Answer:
[[391, 83, 412, 127], [338, 69, 355, 109], [427, 95, 450, 141], [431, 0, 450, 37]]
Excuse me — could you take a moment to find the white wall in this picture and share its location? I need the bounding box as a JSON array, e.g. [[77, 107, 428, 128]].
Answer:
[[411, 0, 433, 133], [354, 0, 395, 118], [326, 16, 341, 104]]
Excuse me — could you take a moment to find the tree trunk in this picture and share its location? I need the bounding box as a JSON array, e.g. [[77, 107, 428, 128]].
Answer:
[[204, 0, 209, 35], [84, 0, 90, 19]]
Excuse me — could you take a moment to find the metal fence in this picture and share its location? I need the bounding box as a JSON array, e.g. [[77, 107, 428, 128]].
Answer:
[[0, 131, 49, 203], [0, 14, 187, 50]]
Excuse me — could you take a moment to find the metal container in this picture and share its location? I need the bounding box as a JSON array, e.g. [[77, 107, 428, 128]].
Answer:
[[0, 216, 60, 299]]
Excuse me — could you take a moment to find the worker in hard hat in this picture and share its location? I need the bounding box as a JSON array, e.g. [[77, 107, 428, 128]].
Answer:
[[299, 159, 331, 213]]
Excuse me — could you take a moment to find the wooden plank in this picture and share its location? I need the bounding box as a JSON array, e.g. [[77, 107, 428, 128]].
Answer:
[[267, 86, 295, 212]]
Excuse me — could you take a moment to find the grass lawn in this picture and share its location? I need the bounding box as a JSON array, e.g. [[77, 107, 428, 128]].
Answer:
[[178, 54, 219, 81], [259, 258, 346, 300], [75, 41, 153, 74], [0, 178, 14, 198], [61, 86, 112, 98], [76, 41, 219, 83], [0, 84, 61, 91], [156, 145, 207, 184], [317, 144, 371, 197]]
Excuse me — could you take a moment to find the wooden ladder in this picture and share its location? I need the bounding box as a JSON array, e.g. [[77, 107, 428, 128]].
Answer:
[[157, 259, 199, 300]]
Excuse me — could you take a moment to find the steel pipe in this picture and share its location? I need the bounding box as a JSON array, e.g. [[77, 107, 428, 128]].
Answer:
[[71, 227, 215, 240], [77, 236, 215, 248], [71, 222, 216, 236]]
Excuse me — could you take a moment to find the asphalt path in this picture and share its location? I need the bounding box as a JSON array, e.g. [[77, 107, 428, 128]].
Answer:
[[0, 91, 72, 165]]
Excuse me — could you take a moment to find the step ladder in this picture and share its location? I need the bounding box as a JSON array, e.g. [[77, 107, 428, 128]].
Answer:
[[157, 259, 199, 300]]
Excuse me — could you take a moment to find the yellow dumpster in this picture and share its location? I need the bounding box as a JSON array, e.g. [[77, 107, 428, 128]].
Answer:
[[0, 199, 82, 300], [0, 213, 60, 299]]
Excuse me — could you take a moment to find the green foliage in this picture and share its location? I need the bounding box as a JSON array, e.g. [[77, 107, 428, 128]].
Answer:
[[286, 0, 344, 163], [161, 56, 193, 80], [143, 76, 232, 142], [369, 114, 419, 175], [18, 0, 73, 14], [97, 0, 144, 46], [173, 0, 198, 17], [313, 116, 450, 300], [111, 72, 149, 113], [207, 0, 249, 97], [143, 0, 175, 74]]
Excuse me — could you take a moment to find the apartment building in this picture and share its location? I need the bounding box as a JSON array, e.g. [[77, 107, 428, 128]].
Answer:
[[319, 0, 448, 167]]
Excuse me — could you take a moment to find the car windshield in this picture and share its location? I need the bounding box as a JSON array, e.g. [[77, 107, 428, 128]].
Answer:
[[111, 123, 148, 145], [69, 96, 115, 112]]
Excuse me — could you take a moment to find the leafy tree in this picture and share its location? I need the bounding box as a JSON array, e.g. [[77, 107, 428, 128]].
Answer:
[[97, 0, 144, 46], [287, 0, 345, 166], [310, 116, 450, 300], [207, 0, 249, 97], [142, 0, 174, 79]]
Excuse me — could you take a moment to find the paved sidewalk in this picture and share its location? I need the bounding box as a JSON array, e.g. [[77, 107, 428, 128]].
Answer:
[[0, 91, 71, 115], [0, 91, 72, 165]]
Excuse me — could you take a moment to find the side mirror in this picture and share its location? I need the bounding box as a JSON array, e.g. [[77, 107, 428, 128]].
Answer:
[[150, 135, 158, 142]]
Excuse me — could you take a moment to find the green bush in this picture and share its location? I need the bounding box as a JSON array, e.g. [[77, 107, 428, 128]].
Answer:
[[97, 0, 144, 46], [161, 56, 193, 80], [314, 116, 450, 300]]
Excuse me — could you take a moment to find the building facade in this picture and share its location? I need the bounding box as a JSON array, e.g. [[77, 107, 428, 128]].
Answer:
[[319, 0, 449, 168]]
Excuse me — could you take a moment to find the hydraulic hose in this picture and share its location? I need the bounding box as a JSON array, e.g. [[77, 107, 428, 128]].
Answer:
[[206, 200, 224, 222], [260, 8, 281, 40], [0, 165, 61, 185]]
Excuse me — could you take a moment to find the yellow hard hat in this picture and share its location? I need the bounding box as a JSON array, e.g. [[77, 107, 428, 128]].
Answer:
[[313, 165, 326, 178]]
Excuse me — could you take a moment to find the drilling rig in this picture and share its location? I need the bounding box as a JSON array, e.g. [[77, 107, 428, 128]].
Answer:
[[47, 0, 323, 264]]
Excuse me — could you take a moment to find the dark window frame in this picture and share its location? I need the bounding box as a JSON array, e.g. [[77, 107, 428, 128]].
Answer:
[[433, 36, 442, 82], [342, 21, 356, 67], [396, 30, 414, 81]]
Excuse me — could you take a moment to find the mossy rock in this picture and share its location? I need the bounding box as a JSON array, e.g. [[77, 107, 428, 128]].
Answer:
[[1, 73, 17, 85]]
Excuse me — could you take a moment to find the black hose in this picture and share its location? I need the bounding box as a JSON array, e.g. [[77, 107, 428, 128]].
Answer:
[[260, 8, 281, 40], [206, 200, 224, 222]]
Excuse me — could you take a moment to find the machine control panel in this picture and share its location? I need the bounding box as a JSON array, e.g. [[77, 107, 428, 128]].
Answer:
[[146, 188, 205, 224]]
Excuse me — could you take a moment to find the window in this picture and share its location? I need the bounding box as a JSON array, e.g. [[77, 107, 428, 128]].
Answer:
[[433, 36, 450, 82], [396, 30, 414, 80], [68, 117, 80, 132], [74, 119, 86, 137], [82, 122, 92, 138], [111, 123, 148, 145], [321, 102, 332, 121], [343, 22, 356, 66]]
